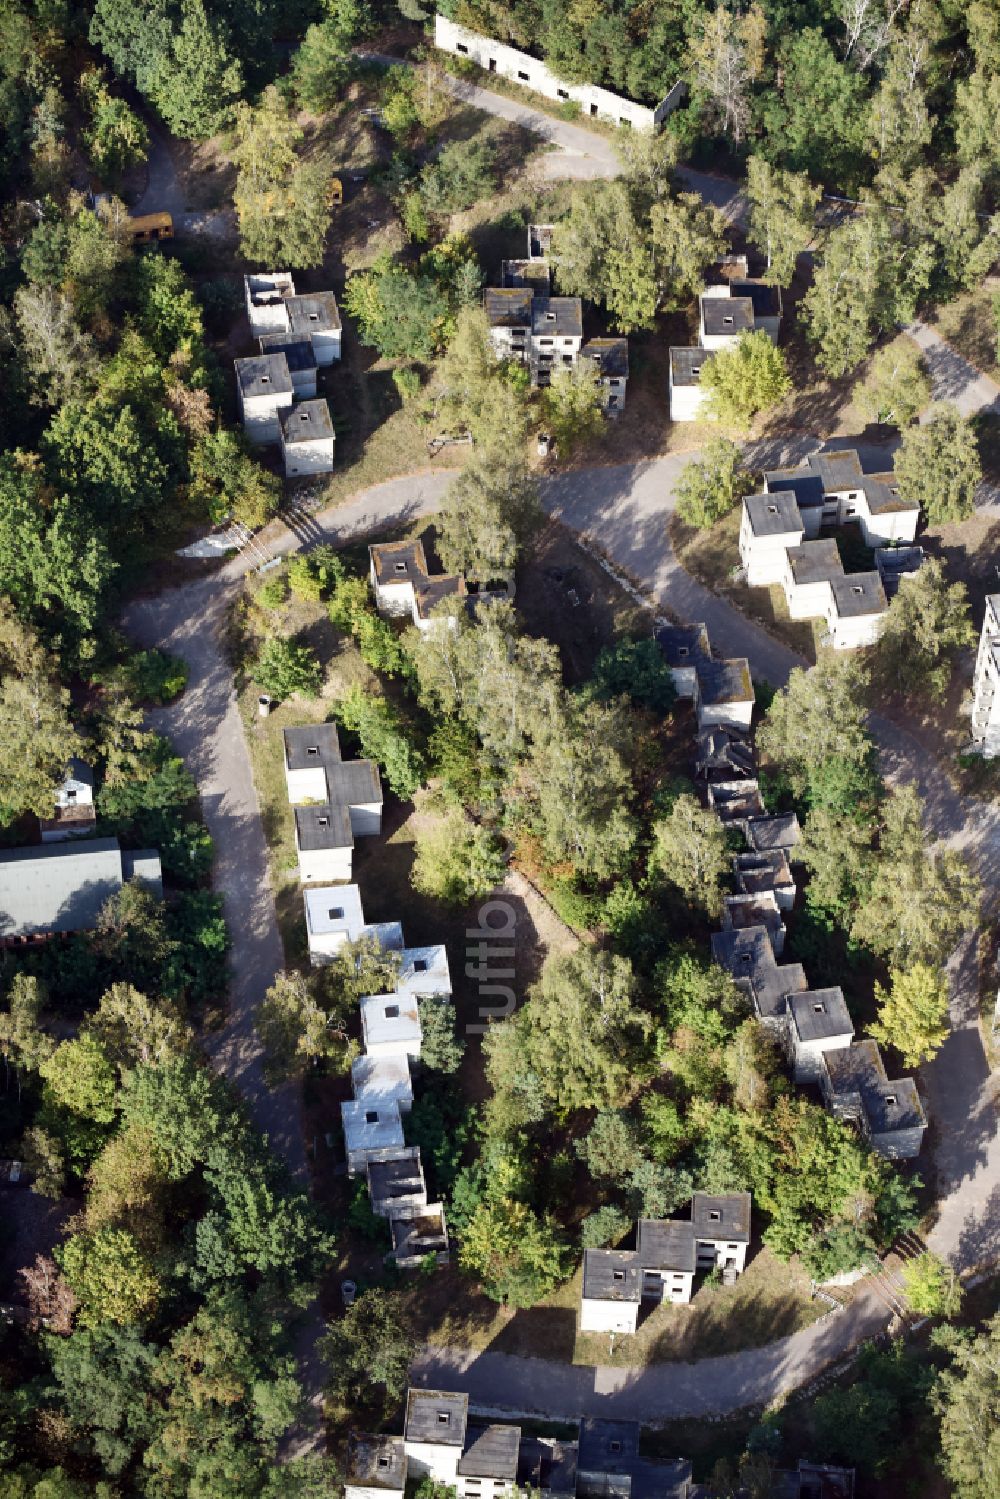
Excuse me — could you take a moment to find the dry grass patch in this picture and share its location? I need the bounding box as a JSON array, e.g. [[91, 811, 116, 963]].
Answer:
[[929, 283, 1000, 384]]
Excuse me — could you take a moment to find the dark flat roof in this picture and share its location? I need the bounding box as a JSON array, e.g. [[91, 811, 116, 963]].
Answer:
[[484, 286, 532, 327], [347, 1435, 407, 1490], [0, 837, 124, 938], [235, 353, 292, 399], [286, 290, 341, 333], [730, 279, 782, 318], [862, 472, 914, 515], [701, 296, 754, 337], [638, 1218, 696, 1274], [810, 450, 863, 493], [824, 1041, 925, 1135], [284, 723, 340, 771], [691, 1192, 752, 1242], [745, 491, 804, 539], [669, 346, 715, 386], [405, 1389, 468, 1446], [696, 657, 754, 705], [326, 758, 381, 807], [655, 622, 711, 667], [532, 296, 583, 338], [788, 988, 854, 1044], [582, 337, 629, 377], [711, 925, 807, 1021], [370, 539, 428, 583], [259, 332, 317, 373], [787, 539, 844, 586], [583, 1249, 642, 1303], [294, 802, 353, 852], [747, 813, 802, 851], [459, 1425, 521, 1480], [724, 892, 782, 932], [281, 399, 334, 442], [734, 848, 794, 892], [765, 469, 826, 510], [578, 1419, 641, 1474], [517, 1437, 577, 1495], [414, 575, 466, 617], [829, 572, 887, 618]]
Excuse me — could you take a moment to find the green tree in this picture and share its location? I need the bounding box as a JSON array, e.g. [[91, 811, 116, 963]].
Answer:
[[800, 805, 874, 922], [289, 19, 353, 112], [870, 963, 950, 1068], [459, 1198, 567, 1307], [14, 284, 97, 407], [420, 137, 496, 216], [0, 974, 55, 1082], [47, 1324, 159, 1478], [901, 1251, 962, 1318], [189, 429, 281, 529], [79, 69, 148, 177], [56, 1226, 160, 1327], [40, 1037, 117, 1125], [257, 970, 350, 1082], [589, 638, 677, 714], [418, 997, 465, 1075], [431, 305, 530, 447], [254, 637, 322, 701], [757, 653, 873, 801], [575, 1110, 640, 1182], [232, 85, 331, 266], [650, 792, 730, 918], [514, 948, 650, 1114], [761, 28, 868, 189], [336, 685, 425, 799], [933, 1310, 1000, 1498], [701, 331, 791, 430], [579, 1205, 631, 1249], [875, 556, 976, 698], [745, 155, 820, 286], [85, 983, 190, 1076], [853, 340, 932, 427], [320, 1288, 414, 1413], [521, 697, 636, 877], [435, 449, 541, 582], [411, 800, 506, 906], [541, 361, 604, 457], [674, 437, 755, 529], [895, 404, 982, 524], [852, 785, 980, 968], [648, 191, 729, 312], [0, 609, 82, 822], [344, 255, 451, 360]]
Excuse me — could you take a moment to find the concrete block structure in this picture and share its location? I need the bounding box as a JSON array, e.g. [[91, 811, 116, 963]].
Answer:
[[286, 290, 342, 364], [654, 622, 711, 697], [351, 1053, 413, 1114], [303, 883, 399, 965], [484, 290, 587, 391], [397, 944, 452, 999], [361, 992, 422, 1060], [294, 802, 354, 884], [691, 1192, 752, 1276], [739, 492, 805, 586], [366, 1148, 426, 1217], [582, 337, 629, 415], [782, 539, 844, 620], [637, 1218, 697, 1305], [0, 838, 162, 946], [369, 539, 467, 629], [341, 1098, 405, 1175], [706, 779, 766, 829], [786, 988, 855, 1084], [720, 890, 785, 955], [825, 571, 888, 650], [820, 1041, 926, 1159], [733, 849, 796, 911], [283, 723, 382, 829], [694, 727, 755, 782], [259, 332, 318, 398], [39, 758, 97, 841], [577, 1420, 641, 1499], [971, 593, 1000, 756], [455, 1423, 522, 1499], [747, 813, 802, 855], [712, 925, 808, 1026], [404, 1389, 469, 1482], [694, 657, 755, 733], [699, 293, 755, 350], [764, 450, 918, 547], [391, 1203, 450, 1269], [279, 399, 335, 477], [244, 271, 295, 340], [874, 544, 924, 598], [345, 1435, 407, 1499], [580, 1250, 642, 1334], [235, 353, 293, 444], [434, 14, 684, 130], [667, 346, 716, 422]]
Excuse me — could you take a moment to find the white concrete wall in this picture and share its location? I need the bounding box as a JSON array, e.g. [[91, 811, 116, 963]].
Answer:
[[245, 273, 293, 340], [285, 367, 318, 399], [740, 510, 803, 587], [579, 1297, 639, 1334], [792, 1032, 855, 1085], [435, 14, 672, 130], [240, 391, 292, 445], [825, 607, 885, 650], [668, 374, 711, 422], [346, 1486, 404, 1499], [696, 698, 754, 734], [457, 1476, 515, 1499], [404, 1442, 461, 1484], [282, 434, 334, 477], [857, 502, 919, 547], [311, 326, 341, 365], [783, 571, 835, 621], [285, 764, 329, 804], [597, 375, 627, 414], [695, 1238, 749, 1274], [670, 665, 699, 698], [298, 842, 353, 885], [372, 573, 416, 617], [347, 801, 382, 838], [643, 1269, 694, 1304]]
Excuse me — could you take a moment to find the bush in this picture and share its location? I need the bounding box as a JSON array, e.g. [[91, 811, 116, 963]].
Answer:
[[801, 1224, 874, 1282], [580, 1205, 631, 1249], [393, 367, 422, 402], [127, 649, 188, 705], [336, 686, 425, 799], [257, 572, 289, 611], [546, 876, 602, 932], [254, 637, 322, 701]]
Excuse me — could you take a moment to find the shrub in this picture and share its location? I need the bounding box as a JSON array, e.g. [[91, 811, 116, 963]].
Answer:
[[393, 367, 422, 402], [128, 649, 188, 705], [580, 1205, 631, 1250], [254, 637, 322, 701]]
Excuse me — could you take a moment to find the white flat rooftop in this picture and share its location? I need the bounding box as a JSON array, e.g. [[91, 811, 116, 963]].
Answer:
[[341, 1098, 405, 1156], [351, 1053, 413, 1109], [304, 882, 364, 941], [397, 944, 452, 997], [361, 992, 422, 1051]]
